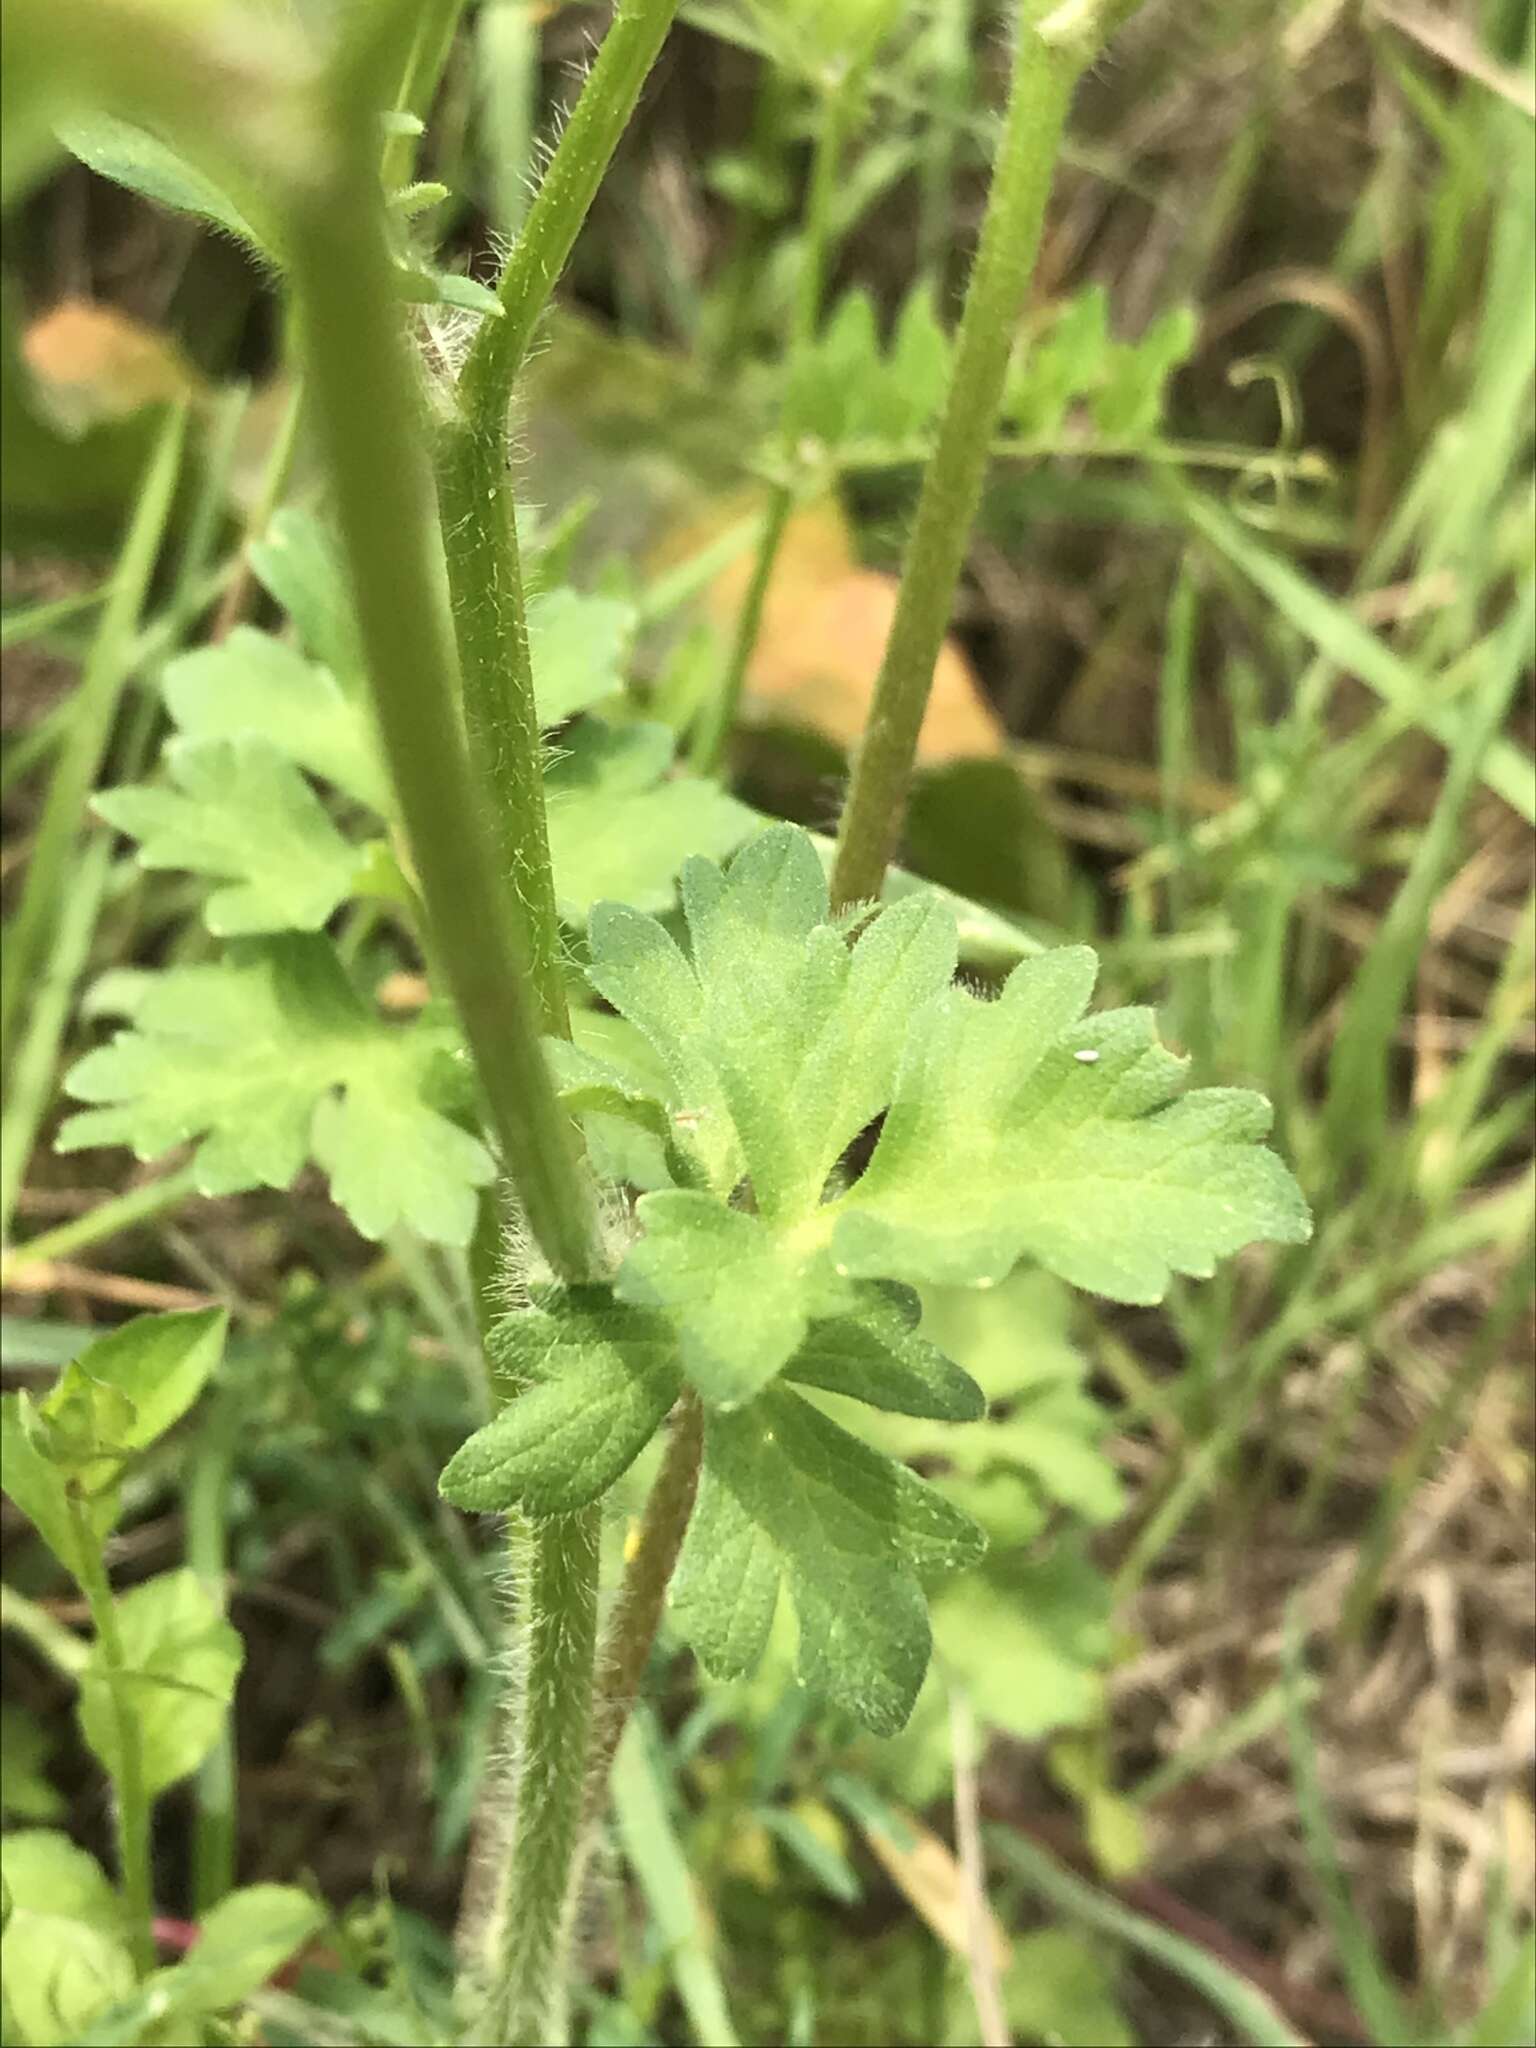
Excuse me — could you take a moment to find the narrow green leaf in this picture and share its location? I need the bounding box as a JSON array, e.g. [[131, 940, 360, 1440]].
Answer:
[[56, 114, 277, 263]]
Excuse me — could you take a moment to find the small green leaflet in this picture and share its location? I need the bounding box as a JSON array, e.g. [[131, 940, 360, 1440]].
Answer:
[[440, 1289, 681, 1515], [57, 113, 278, 265], [248, 508, 365, 688], [161, 627, 387, 810], [546, 721, 754, 918], [779, 279, 1194, 454], [439, 1281, 982, 1510], [58, 937, 493, 1245], [94, 735, 365, 935], [828, 945, 1312, 1298], [78, 1568, 242, 1799], [671, 1387, 984, 1736]]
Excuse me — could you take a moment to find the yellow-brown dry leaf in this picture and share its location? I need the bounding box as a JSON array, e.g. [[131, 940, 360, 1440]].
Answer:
[[854, 1800, 1012, 1971], [703, 499, 1005, 762], [22, 299, 203, 436]]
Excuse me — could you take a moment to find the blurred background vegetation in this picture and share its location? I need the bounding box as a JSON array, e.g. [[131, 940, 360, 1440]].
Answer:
[[2, 3, 1533, 2043]]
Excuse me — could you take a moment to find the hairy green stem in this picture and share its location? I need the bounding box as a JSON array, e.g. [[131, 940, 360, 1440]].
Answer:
[[458, 0, 681, 426], [433, 440, 571, 1036], [829, 4, 1093, 910], [285, 118, 601, 1284], [0, 405, 185, 1095], [689, 68, 854, 774], [583, 1392, 704, 1820], [68, 1491, 155, 1975], [475, 1508, 601, 2047], [435, 0, 681, 1035]]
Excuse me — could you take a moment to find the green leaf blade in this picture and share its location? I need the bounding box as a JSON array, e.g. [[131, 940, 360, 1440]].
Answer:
[[440, 1292, 681, 1514]]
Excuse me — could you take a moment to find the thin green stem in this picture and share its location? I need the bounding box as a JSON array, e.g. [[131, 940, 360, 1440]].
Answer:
[[435, 0, 681, 1035], [1, 1164, 201, 1284], [432, 438, 571, 1036], [690, 69, 854, 774], [457, 0, 681, 431], [185, 1405, 238, 1912], [583, 1392, 703, 1821], [68, 1490, 155, 1976], [829, 5, 1091, 910], [0, 404, 186, 1095], [285, 116, 601, 1285]]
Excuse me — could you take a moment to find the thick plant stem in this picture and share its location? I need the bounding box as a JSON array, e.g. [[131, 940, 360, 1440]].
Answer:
[[583, 1392, 704, 1820], [436, 0, 681, 1034], [68, 1494, 155, 1976], [828, 4, 1092, 911], [476, 1508, 601, 2047], [287, 89, 613, 2028], [690, 68, 853, 774], [286, 135, 601, 1285], [433, 440, 571, 1036]]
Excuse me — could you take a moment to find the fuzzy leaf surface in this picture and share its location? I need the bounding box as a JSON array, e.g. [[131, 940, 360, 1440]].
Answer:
[[782, 1285, 984, 1422], [95, 735, 363, 935], [829, 947, 1312, 1301], [161, 627, 387, 811], [546, 720, 754, 918], [614, 1191, 849, 1409], [58, 937, 493, 1244], [439, 1289, 681, 1514], [671, 1387, 983, 1734]]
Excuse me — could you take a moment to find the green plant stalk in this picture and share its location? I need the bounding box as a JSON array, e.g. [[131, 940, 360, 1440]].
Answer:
[[0, 1164, 201, 1284], [0, 404, 186, 1096], [473, 1508, 601, 2047], [829, 4, 1094, 909], [583, 1392, 703, 1820], [988, 1825, 1306, 2048], [458, 0, 681, 422], [285, 129, 600, 1286], [67, 1489, 155, 1975], [282, 48, 624, 2043], [689, 66, 855, 774], [432, 446, 571, 1036], [434, 0, 680, 1032], [0, 837, 112, 1249], [185, 1407, 238, 1912]]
